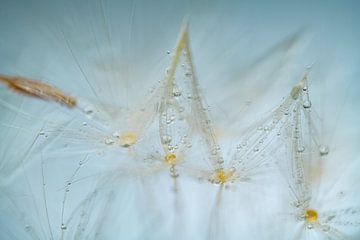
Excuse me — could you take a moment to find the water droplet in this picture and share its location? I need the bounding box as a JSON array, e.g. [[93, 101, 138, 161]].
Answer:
[[297, 146, 305, 152], [84, 105, 94, 117], [166, 50, 171, 54], [112, 131, 120, 138], [294, 201, 301, 208], [169, 166, 179, 178], [162, 135, 172, 145], [319, 145, 329, 156], [25, 225, 31, 232], [173, 91, 182, 97], [217, 158, 224, 164], [61, 224, 67, 230], [211, 149, 218, 155], [105, 138, 115, 145], [303, 100, 312, 109], [82, 121, 87, 126]]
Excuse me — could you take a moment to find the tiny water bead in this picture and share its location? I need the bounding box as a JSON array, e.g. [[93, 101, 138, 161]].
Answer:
[[297, 146, 305, 153], [83, 105, 95, 117], [165, 153, 177, 165], [162, 135, 172, 145], [169, 165, 179, 178], [319, 145, 329, 156], [61, 224, 67, 230], [105, 138, 115, 145], [120, 132, 137, 147], [302, 100, 312, 109], [25, 225, 31, 232], [305, 209, 318, 223]]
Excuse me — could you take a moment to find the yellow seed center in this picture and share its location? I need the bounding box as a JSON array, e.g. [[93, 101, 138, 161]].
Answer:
[[120, 132, 137, 147], [216, 169, 233, 184], [305, 209, 318, 223], [165, 153, 177, 165], [217, 170, 227, 183]]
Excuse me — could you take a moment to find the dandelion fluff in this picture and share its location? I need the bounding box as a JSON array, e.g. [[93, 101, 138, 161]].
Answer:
[[0, 0, 360, 240]]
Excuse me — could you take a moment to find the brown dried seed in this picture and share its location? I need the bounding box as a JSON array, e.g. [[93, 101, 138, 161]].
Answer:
[[0, 75, 76, 108]]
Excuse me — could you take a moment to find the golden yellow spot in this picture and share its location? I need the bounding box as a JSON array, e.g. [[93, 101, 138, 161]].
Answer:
[[215, 169, 233, 184], [165, 153, 177, 165], [217, 170, 227, 183], [120, 132, 137, 147], [305, 209, 318, 223]]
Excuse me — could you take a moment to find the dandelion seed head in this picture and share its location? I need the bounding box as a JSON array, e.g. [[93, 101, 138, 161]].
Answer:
[[0, 0, 359, 239]]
